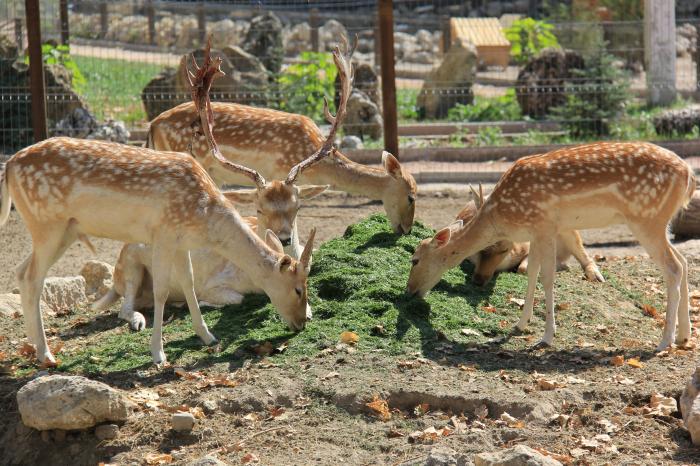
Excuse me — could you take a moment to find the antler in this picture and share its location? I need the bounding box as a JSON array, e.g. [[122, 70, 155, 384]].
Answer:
[[183, 36, 266, 189], [285, 35, 357, 185], [469, 183, 484, 209]]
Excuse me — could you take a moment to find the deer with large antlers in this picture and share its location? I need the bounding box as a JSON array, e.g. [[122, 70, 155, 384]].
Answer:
[[0, 44, 315, 366], [407, 142, 695, 351], [455, 184, 603, 286], [146, 39, 417, 236], [93, 41, 355, 322]]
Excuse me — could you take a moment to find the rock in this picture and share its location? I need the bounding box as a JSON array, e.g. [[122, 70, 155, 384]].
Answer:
[[172, 412, 196, 432], [221, 45, 267, 74], [319, 20, 348, 52], [653, 105, 700, 137], [417, 37, 476, 119], [70, 13, 101, 40], [105, 15, 148, 44], [340, 135, 363, 150], [87, 119, 130, 144], [141, 67, 180, 121], [80, 261, 114, 298], [54, 108, 129, 144], [0, 33, 17, 59], [344, 90, 383, 140], [0, 293, 49, 317], [681, 366, 700, 445], [394, 32, 418, 61], [209, 19, 240, 49], [188, 455, 230, 466], [17, 375, 134, 431], [426, 445, 472, 466], [94, 423, 119, 440], [677, 23, 698, 57], [515, 48, 585, 119], [335, 62, 380, 111], [474, 445, 562, 466], [201, 399, 218, 415], [416, 29, 435, 51], [41, 276, 87, 313], [243, 12, 283, 74], [285, 22, 311, 56]]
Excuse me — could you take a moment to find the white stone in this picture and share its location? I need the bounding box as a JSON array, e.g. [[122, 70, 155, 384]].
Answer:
[[427, 445, 472, 466], [172, 412, 196, 432], [41, 276, 87, 312], [474, 445, 562, 466], [681, 366, 700, 445], [17, 375, 134, 431], [80, 261, 114, 298], [0, 293, 47, 317]]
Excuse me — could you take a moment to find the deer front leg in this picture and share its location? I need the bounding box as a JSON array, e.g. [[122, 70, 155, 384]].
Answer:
[[149, 244, 175, 365], [515, 245, 541, 332], [172, 250, 217, 346], [557, 230, 604, 282], [670, 244, 691, 346], [538, 236, 558, 347]]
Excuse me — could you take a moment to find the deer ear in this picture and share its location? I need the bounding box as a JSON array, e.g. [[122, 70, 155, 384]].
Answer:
[[222, 189, 258, 204], [300, 227, 316, 270], [449, 219, 463, 231], [265, 229, 284, 254], [276, 254, 294, 271], [382, 151, 402, 178], [298, 185, 329, 199], [432, 227, 451, 248]]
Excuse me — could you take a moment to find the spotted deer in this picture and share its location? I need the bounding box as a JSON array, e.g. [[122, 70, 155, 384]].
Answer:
[[407, 142, 695, 351], [0, 45, 316, 366], [146, 43, 417, 235], [456, 184, 604, 286]]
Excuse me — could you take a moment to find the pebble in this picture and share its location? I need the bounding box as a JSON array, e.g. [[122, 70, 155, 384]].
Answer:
[[171, 412, 195, 432]]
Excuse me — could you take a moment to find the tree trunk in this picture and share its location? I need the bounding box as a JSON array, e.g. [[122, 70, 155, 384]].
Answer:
[[672, 190, 700, 238]]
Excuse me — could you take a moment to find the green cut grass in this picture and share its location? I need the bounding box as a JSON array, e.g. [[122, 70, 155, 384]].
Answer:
[[55, 214, 527, 375]]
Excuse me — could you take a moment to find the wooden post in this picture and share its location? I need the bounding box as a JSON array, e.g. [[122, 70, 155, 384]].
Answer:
[[644, 0, 676, 105], [14, 18, 22, 53], [378, 0, 398, 157], [374, 22, 381, 71], [99, 2, 108, 39], [25, 0, 48, 142], [197, 3, 206, 46], [441, 15, 451, 54], [59, 0, 69, 44], [146, 0, 156, 46], [310, 8, 320, 52]]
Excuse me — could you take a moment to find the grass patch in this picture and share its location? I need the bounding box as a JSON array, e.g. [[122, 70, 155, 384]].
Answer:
[[73, 56, 164, 125], [54, 214, 526, 375]]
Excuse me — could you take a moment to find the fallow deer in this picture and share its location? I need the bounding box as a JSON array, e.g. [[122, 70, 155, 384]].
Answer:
[[146, 42, 417, 236], [0, 45, 316, 366], [457, 184, 604, 286], [407, 142, 695, 351]]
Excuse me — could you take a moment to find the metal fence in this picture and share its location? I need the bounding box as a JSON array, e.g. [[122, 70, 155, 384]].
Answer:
[[1, 0, 700, 177]]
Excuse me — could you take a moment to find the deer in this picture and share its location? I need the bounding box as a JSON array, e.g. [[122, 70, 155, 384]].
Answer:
[[407, 142, 695, 351], [456, 184, 604, 286], [0, 44, 317, 366], [145, 42, 417, 236], [93, 40, 356, 326]]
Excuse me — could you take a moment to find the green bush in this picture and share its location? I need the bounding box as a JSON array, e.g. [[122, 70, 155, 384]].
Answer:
[[473, 126, 504, 146], [447, 89, 522, 122], [276, 52, 337, 123], [397, 89, 419, 121], [505, 18, 559, 64], [26, 43, 85, 92]]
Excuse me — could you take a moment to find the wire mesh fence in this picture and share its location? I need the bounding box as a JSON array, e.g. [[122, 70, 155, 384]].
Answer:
[[1, 0, 700, 176]]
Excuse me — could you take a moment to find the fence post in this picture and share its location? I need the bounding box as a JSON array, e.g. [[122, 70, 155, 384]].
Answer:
[[14, 18, 22, 53], [441, 15, 451, 54], [99, 2, 108, 39], [310, 8, 320, 52], [378, 0, 398, 158], [25, 0, 48, 142], [644, 0, 676, 105], [197, 3, 206, 46], [59, 0, 69, 44], [146, 0, 156, 45]]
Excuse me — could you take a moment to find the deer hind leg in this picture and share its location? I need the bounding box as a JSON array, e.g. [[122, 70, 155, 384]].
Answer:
[[114, 248, 148, 331], [515, 242, 541, 332], [557, 230, 605, 282], [149, 243, 176, 365], [629, 224, 683, 351], [172, 250, 217, 346], [17, 223, 77, 365], [537, 236, 558, 347], [670, 243, 690, 346]]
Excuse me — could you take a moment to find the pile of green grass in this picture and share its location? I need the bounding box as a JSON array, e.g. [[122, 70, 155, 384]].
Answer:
[[58, 214, 527, 374]]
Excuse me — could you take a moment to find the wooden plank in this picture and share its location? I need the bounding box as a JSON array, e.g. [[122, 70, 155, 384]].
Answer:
[[378, 0, 399, 157]]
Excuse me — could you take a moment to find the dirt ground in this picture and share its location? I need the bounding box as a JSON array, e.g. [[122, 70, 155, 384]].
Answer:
[[3, 188, 700, 465]]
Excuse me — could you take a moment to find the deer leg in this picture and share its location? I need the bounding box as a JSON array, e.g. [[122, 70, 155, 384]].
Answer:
[[17, 224, 77, 365], [670, 244, 691, 346], [538, 236, 558, 347], [630, 225, 682, 351], [515, 242, 541, 331], [557, 230, 604, 282], [149, 243, 175, 365], [117, 256, 147, 331], [172, 250, 217, 346]]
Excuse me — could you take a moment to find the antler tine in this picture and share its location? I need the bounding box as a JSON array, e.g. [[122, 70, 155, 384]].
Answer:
[[478, 183, 484, 205], [184, 35, 266, 189], [285, 35, 356, 185]]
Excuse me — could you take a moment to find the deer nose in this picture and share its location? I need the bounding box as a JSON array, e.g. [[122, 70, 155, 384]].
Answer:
[[280, 237, 291, 247]]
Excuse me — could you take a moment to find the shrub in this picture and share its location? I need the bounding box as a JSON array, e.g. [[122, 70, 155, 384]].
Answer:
[[276, 51, 337, 123], [447, 89, 522, 122], [505, 18, 559, 64], [473, 126, 504, 146], [25, 43, 86, 92]]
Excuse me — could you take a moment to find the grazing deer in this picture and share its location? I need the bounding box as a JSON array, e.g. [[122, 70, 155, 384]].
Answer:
[[407, 142, 695, 351], [146, 43, 417, 235], [0, 45, 316, 366], [456, 184, 604, 286]]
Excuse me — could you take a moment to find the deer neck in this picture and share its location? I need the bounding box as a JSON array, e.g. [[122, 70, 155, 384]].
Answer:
[[305, 151, 389, 199], [445, 210, 504, 270]]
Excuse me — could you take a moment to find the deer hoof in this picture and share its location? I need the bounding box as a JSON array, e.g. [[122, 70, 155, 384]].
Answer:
[[528, 340, 551, 351], [129, 312, 147, 331]]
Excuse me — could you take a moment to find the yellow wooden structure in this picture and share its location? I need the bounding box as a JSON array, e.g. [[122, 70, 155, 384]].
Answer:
[[449, 17, 511, 68]]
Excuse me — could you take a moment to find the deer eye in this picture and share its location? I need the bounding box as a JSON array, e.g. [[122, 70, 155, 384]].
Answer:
[[408, 194, 415, 204], [411, 258, 419, 266]]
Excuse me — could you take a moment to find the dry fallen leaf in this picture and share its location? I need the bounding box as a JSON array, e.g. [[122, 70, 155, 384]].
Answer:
[[339, 331, 359, 345], [408, 426, 451, 444], [241, 452, 260, 464], [482, 305, 497, 313], [252, 341, 274, 356], [533, 448, 573, 464], [366, 395, 391, 421], [268, 406, 286, 418], [17, 342, 36, 360], [144, 453, 173, 465], [190, 406, 205, 419], [611, 374, 636, 385], [387, 427, 405, 438], [458, 363, 477, 372], [499, 412, 525, 428], [610, 355, 625, 367], [555, 302, 570, 311], [626, 358, 643, 368]]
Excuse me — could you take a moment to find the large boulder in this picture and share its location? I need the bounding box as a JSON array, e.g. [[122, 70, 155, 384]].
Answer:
[[426, 445, 472, 466], [242, 12, 283, 74], [141, 67, 180, 122], [681, 366, 700, 445], [17, 375, 134, 431], [344, 90, 383, 140], [515, 48, 585, 119], [284, 22, 311, 56], [0, 33, 18, 59], [474, 445, 562, 466], [105, 15, 148, 44], [41, 276, 87, 313], [209, 19, 245, 50], [54, 108, 129, 143], [319, 20, 348, 52], [653, 106, 700, 137], [80, 260, 114, 299], [335, 62, 380, 111], [417, 37, 476, 119], [0, 293, 48, 318], [155, 14, 199, 49]]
